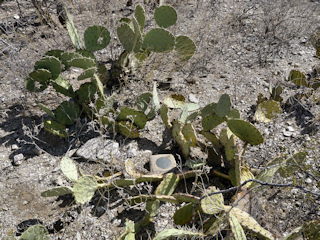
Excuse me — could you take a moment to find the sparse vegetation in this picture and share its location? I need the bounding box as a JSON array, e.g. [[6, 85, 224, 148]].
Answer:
[[1, 1, 320, 240]]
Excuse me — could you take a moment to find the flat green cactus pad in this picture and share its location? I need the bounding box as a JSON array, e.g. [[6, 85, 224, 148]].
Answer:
[[51, 75, 75, 98], [117, 121, 139, 138], [69, 57, 97, 69], [45, 49, 64, 59], [154, 6, 177, 28], [78, 67, 97, 80], [43, 120, 67, 137], [60, 157, 78, 181], [41, 186, 73, 197], [173, 203, 195, 225], [227, 119, 264, 145], [201, 186, 224, 215], [200, 103, 217, 117], [216, 94, 231, 117], [288, 70, 308, 87], [34, 56, 61, 80], [60, 52, 83, 69], [202, 114, 226, 131], [227, 109, 241, 119], [117, 22, 142, 53], [135, 5, 145, 30], [137, 92, 152, 112], [76, 82, 97, 105], [254, 99, 281, 123], [20, 224, 49, 240], [116, 107, 148, 129], [73, 175, 98, 204], [25, 69, 51, 92], [175, 36, 196, 61], [55, 100, 80, 126], [143, 28, 175, 52], [84, 25, 111, 52], [228, 213, 246, 239]]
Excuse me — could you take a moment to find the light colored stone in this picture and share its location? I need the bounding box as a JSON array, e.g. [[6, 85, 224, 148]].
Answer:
[[188, 94, 199, 103], [76, 137, 120, 163], [13, 153, 24, 166]]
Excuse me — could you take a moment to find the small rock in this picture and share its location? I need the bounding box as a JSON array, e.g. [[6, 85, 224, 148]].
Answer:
[[13, 153, 24, 166], [305, 178, 312, 184], [127, 148, 137, 158], [287, 126, 295, 132], [283, 130, 292, 137], [188, 94, 199, 103], [11, 144, 19, 150], [76, 137, 120, 163]]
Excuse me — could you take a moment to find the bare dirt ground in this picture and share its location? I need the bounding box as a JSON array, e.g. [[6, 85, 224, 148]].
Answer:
[[1, 0, 320, 239]]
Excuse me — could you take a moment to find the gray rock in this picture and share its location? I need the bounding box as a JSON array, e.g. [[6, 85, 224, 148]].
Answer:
[[76, 137, 120, 163], [188, 94, 199, 103], [13, 153, 24, 166]]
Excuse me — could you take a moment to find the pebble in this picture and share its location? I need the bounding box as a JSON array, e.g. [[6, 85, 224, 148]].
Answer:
[[287, 126, 295, 132], [127, 147, 137, 158], [13, 153, 24, 166], [305, 178, 312, 184], [188, 94, 199, 103], [283, 130, 292, 137], [11, 144, 19, 150], [76, 137, 120, 163]]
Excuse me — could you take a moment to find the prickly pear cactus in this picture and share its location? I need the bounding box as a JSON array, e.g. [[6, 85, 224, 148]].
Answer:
[[215, 94, 231, 117], [116, 107, 148, 129], [135, 5, 145, 30], [34, 56, 61, 79], [55, 100, 80, 126], [143, 28, 175, 52], [227, 119, 264, 145], [20, 224, 49, 240], [84, 25, 111, 52], [154, 6, 177, 28]]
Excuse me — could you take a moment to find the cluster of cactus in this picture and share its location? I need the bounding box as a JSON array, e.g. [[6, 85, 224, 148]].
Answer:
[[117, 5, 196, 71], [24, 4, 195, 138], [159, 92, 265, 186]]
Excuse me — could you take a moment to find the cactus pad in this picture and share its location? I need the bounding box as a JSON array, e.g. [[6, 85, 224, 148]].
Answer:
[[202, 114, 226, 131], [51, 75, 75, 98], [227, 119, 264, 145], [20, 224, 49, 240], [43, 120, 67, 137], [175, 36, 196, 61], [288, 70, 307, 87], [69, 57, 97, 69], [172, 120, 190, 158], [254, 99, 281, 123], [117, 23, 142, 53], [116, 107, 148, 129], [154, 6, 177, 28], [143, 28, 175, 52], [215, 94, 231, 117], [137, 92, 152, 112], [55, 100, 80, 126], [201, 186, 224, 215], [200, 103, 217, 117], [41, 186, 73, 197], [73, 175, 98, 204], [227, 109, 241, 119], [78, 67, 97, 80], [34, 56, 61, 79], [160, 104, 172, 129], [25, 69, 51, 92], [76, 82, 97, 105], [224, 206, 275, 240], [173, 203, 195, 225], [154, 173, 179, 196], [60, 157, 78, 181], [84, 25, 111, 52], [228, 213, 246, 239], [182, 123, 197, 147], [117, 121, 139, 138], [135, 5, 145, 30]]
